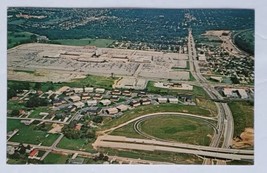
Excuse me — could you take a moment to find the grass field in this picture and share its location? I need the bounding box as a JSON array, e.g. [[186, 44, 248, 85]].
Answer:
[[52, 38, 114, 48], [8, 31, 34, 49], [99, 148, 203, 164], [140, 116, 213, 145], [7, 119, 59, 146], [110, 122, 145, 139], [196, 98, 218, 116], [28, 107, 50, 119], [8, 74, 116, 92], [101, 104, 211, 130], [7, 100, 26, 112], [57, 137, 96, 153], [43, 153, 70, 164], [228, 101, 254, 136]]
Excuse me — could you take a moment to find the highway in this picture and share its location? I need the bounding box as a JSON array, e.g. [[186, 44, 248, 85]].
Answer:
[[93, 135, 253, 161], [187, 29, 235, 164]]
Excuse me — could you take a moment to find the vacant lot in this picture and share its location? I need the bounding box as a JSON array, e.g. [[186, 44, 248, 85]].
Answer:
[[43, 153, 69, 164], [101, 104, 210, 130], [140, 116, 213, 146], [53, 38, 114, 47], [7, 119, 59, 146], [228, 101, 254, 136], [57, 137, 96, 153], [98, 148, 203, 164]]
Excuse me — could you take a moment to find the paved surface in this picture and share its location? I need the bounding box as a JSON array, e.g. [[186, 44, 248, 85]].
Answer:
[[93, 135, 253, 160]]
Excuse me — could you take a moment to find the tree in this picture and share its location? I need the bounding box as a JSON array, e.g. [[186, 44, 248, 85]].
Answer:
[[11, 109, 20, 117], [8, 88, 17, 100], [92, 116, 103, 124]]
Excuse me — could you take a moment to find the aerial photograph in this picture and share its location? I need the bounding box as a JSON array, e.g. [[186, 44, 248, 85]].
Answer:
[[7, 8, 254, 165]]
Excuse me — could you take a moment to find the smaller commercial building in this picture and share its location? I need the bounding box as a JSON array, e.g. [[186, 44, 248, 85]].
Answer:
[[93, 94, 103, 100], [106, 107, 119, 115], [116, 104, 129, 112], [69, 95, 81, 102], [237, 89, 248, 99], [73, 88, 84, 93], [168, 98, 179, 104], [110, 95, 119, 101], [157, 98, 168, 103], [122, 90, 132, 97], [111, 89, 122, 95], [81, 93, 90, 100], [223, 88, 233, 98], [100, 99, 112, 106], [87, 100, 97, 106], [129, 100, 141, 107], [84, 87, 94, 93], [95, 88, 105, 93], [141, 99, 151, 105], [73, 101, 85, 109]]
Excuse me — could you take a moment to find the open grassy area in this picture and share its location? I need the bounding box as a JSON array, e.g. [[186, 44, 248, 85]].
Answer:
[[7, 119, 59, 146], [110, 122, 145, 139], [7, 100, 26, 112], [52, 38, 114, 48], [140, 116, 213, 145], [43, 152, 70, 164], [8, 74, 116, 92], [28, 107, 50, 119], [228, 101, 254, 136], [196, 98, 218, 116], [65, 75, 116, 90], [101, 104, 211, 130], [99, 148, 203, 164], [57, 137, 96, 153], [8, 31, 35, 49]]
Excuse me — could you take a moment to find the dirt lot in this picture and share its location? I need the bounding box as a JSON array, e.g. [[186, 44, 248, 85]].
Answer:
[[232, 128, 254, 149]]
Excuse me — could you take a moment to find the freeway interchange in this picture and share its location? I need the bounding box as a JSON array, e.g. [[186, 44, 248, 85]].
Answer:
[[92, 29, 251, 164]]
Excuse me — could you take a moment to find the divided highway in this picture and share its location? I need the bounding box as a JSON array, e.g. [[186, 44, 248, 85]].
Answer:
[[187, 29, 235, 164]]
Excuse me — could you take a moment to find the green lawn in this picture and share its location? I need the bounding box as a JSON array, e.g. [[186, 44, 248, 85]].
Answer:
[[7, 100, 26, 112], [8, 74, 116, 92], [57, 137, 96, 153], [7, 119, 59, 146], [110, 122, 145, 139], [140, 115, 213, 145], [28, 107, 50, 119], [43, 153, 70, 164], [99, 148, 203, 164], [228, 101, 254, 136], [101, 104, 211, 130], [52, 38, 114, 48], [8, 31, 35, 49]]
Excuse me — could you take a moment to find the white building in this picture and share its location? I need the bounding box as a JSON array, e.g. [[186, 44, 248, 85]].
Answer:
[[69, 95, 81, 102], [74, 101, 85, 109], [95, 88, 105, 93], [100, 99, 112, 106], [237, 89, 248, 99], [84, 87, 94, 93], [223, 88, 233, 97], [116, 104, 129, 112], [157, 98, 168, 103], [73, 88, 84, 93], [87, 100, 97, 106], [106, 107, 119, 115], [168, 98, 179, 104]]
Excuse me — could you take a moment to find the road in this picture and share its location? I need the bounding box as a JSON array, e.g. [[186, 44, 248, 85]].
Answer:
[[93, 135, 253, 161], [101, 112, 216, 134], [187, 29, 235, 164], [7, 141, 172, 164]]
